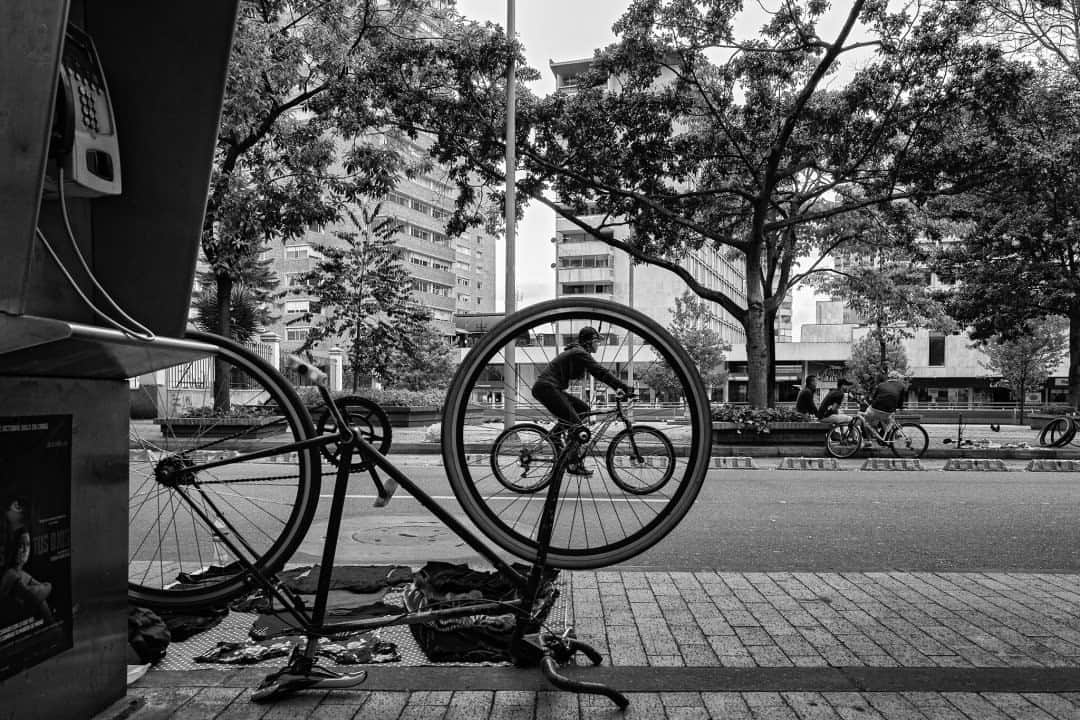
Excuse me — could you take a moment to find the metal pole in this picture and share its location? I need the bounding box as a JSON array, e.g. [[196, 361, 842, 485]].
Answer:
[[502, 0, 517, 428]]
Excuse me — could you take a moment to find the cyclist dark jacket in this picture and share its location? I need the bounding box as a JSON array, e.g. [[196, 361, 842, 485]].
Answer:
[[795, 386, 817, 416], [869, 379, 906, 413], [815, 388, 846, 420], [534, 344, 629, 394]]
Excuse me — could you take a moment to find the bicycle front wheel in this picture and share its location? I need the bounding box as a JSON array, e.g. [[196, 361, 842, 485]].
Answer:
[[825, 423, 861, 459], [606, 426, 676, 495], [888, 423, 928, 459], [491, 423, 557, 493], [442, 298, 712, 569], [128, 331, 320, 609]]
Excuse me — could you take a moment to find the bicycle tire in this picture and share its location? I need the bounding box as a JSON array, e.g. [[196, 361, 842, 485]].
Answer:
[[316, 395, 392, 471], [825, 422, 861, 459], [888, 422, 929, 459], [606, 426, 676, 495], [128, 330, 320, 610], [442, 298, 711, 569], [490, 423, 557, 493], [1039, 417, 1075, 448]]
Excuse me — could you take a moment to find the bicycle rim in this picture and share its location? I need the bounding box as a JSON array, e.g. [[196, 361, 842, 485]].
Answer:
[[606, 426, 676, 495], [442, 298, 711, 569], [825, 424, 861, 459], [128, 331, 320, 609], [491, 423, 557, 493], [889, 423, 928, 459]]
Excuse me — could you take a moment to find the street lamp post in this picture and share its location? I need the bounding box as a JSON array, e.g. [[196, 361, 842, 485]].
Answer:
[[502, 0, 516, 427]]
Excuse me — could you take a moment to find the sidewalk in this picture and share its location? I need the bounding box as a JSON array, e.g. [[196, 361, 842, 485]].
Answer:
[[98, 569, 1080, 719]]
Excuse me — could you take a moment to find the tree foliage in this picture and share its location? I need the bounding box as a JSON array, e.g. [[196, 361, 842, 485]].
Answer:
[[395, 0, 1029, 408], [201, 0, 474, 342], [292, 205, 433, 391], [977, 317, 1068, 422], [931, 80, 1080, 408], [638, 291, 730, 400], [381, 322, 456, 392], [846, 334, 908, 397]]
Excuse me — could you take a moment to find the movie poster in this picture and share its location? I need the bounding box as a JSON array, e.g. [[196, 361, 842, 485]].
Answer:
[[0, 416, 73, 681]]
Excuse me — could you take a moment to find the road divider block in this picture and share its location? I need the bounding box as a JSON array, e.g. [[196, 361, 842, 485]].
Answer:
[[711, 456, 758, 470], [776, 457, 840, 471], [861, 458, 925, 471], [1026, 459, 1080, 472], [943, 458, 1008, 471]]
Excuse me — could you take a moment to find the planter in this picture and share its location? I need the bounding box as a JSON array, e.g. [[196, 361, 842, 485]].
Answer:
[[157, 416, 285, 438], [383, 406, 491, 428], [712, 421, 827, 446]]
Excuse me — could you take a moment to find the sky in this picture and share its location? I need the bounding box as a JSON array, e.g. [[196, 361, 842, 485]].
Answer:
[[453, 0, 822, 337]]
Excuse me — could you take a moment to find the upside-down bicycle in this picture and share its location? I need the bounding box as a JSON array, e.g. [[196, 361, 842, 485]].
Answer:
[[127, 298, 712, 707]]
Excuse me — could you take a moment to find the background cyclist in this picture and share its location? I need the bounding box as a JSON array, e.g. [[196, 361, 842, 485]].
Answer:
[[531, 326, 635, 476], [863, 370, 909, 440]]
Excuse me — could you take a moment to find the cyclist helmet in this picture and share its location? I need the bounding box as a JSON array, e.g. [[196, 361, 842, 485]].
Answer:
[[578, 326, 600, 346], [887, 370, 904, 380]]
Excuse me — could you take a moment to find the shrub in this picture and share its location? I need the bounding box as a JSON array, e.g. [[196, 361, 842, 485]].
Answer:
[[710, 404, 808, 434], [294, 385, 447, 409]]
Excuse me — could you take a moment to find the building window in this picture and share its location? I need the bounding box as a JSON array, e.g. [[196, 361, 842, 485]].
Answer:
[[286, 327, 310, 342], [285, 300, 309, 314], [929, 335, 946, 367], [285, 272, 306, 287], [457, 278, 470, 287], [285, 245, 309, 259]]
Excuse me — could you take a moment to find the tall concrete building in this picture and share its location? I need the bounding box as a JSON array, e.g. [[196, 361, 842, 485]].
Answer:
[[261, 133, 498, 355]]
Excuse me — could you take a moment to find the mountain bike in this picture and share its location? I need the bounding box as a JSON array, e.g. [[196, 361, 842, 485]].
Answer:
[[490, 393, 676, 496], [127, 297, 712, 706], [824, 409, 929, 459]]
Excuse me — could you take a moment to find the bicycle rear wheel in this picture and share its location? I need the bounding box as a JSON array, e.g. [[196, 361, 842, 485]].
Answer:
[[442, 298, 711, 569], [491, 423, 557, 493], [888, 423, 928, 459], [128, 331, 320, 609], [825, 423, 861, 459], [606, 426, 676, 495]]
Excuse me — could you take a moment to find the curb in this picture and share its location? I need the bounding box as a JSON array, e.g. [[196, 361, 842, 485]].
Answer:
[[861, 458, 925, 471], [776, 457, 840, 471], [943, 458, 1009, 471]]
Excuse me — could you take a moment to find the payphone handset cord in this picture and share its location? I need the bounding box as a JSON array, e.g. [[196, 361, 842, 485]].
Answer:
[[35, 165, 156, 342]]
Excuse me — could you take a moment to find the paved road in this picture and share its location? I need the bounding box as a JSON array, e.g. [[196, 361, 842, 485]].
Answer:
[[297, 461, 1080, 573]]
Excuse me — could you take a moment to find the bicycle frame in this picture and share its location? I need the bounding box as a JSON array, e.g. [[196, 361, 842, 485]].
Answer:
[[155, 372, 629, 707]]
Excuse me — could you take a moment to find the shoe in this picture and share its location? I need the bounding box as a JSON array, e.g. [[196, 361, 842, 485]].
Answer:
[[566, 463, 594, 477]]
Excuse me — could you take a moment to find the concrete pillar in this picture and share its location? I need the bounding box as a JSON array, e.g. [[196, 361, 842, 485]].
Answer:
[[328, 347, 344, 392], [260, 332, 281, 373]]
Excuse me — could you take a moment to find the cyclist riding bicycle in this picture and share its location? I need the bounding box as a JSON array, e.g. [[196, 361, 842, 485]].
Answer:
[[532, 326, 635, 477], [859, 370, 908, 445]]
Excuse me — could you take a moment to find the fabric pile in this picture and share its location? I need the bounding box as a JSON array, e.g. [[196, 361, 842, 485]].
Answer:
[[403, 561, 558, 663]]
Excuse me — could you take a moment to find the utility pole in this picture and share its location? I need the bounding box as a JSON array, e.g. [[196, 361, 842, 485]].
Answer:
[[502, 0, 517, 427]]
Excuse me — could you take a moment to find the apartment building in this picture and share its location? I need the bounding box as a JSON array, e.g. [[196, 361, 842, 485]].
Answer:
[[262, 133, 498, 354]]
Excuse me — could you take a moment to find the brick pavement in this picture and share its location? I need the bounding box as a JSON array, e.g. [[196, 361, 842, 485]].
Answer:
[[97, 570, 1080, 719]]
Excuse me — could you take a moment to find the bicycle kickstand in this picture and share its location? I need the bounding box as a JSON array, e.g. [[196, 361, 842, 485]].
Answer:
[[252, 645, 368, 702]]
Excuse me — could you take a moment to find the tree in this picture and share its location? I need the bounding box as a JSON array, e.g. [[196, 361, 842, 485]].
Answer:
[[847, 334, 908, 397], [977, 317, 1068, 423], [382, 322, 456, 392], [811, 226, 955, 371], [292, 205, 433, 391], [394, 0, 1029, 408], [191, 249, 278, 344], [201, 0, 474, 344], [931, 80, 1080, 408], [638, 291, 730, 401]]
